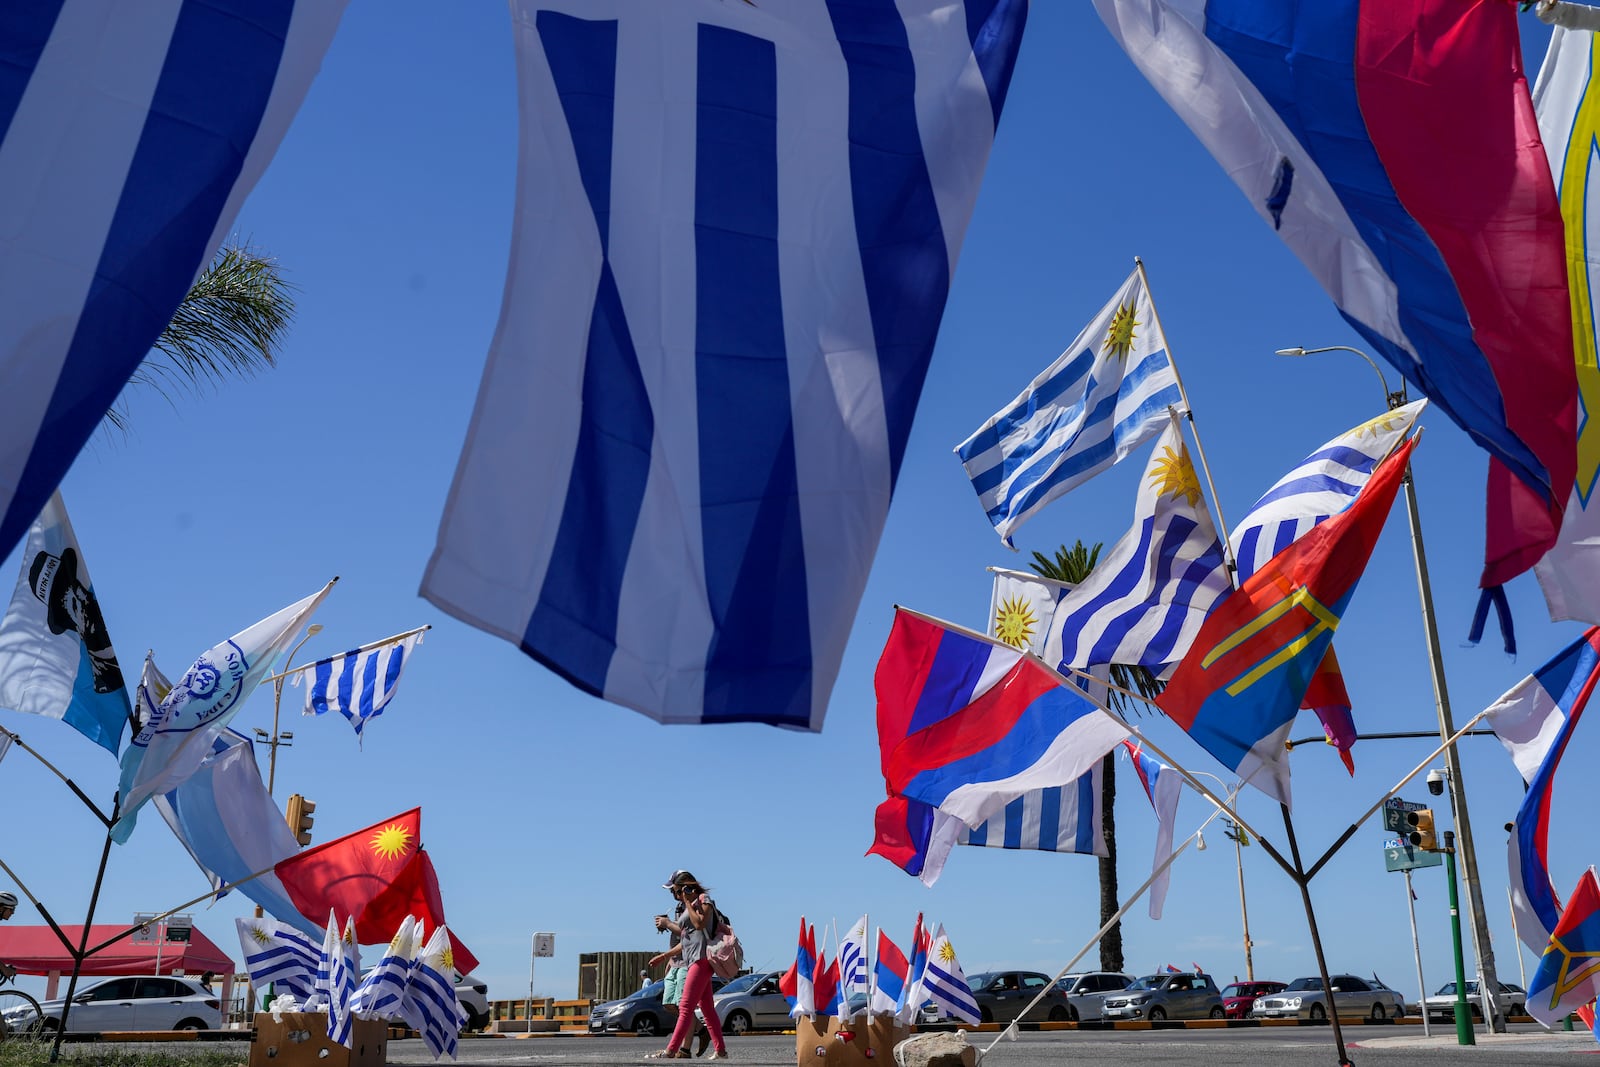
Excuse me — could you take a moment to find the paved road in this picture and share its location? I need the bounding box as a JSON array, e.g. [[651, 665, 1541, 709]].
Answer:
[[374, 1026, 1597, 1066]]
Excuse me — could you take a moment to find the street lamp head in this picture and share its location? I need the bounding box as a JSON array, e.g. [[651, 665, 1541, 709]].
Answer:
[[307, 624, 323, 636], [1196, 830, 1207, 851], [1273, 347, 1308, 357], [278, 731, 294, 741], [253, 728, 269, 740]]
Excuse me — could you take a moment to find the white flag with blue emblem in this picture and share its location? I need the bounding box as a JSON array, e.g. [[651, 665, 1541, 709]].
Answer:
[[1229, 401, 1424, 580], [1043, 414, 1231, 675], [0, 2, 347, 561], [958, 270, 1183, 547], [422, 0, 1029, 733], [292, 628, 426, 742], [112, 580, 335, 843], [0, 493, 134, 755]]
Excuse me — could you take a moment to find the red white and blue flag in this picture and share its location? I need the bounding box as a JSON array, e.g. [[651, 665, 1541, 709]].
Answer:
[[874, 609, 1128, 830], [871, 929, 909, 1017], [1486, 627, 1600, 953], [1527, 868, 1600, 1027], [899, 914, 932, 1025], [1094, 0, 1574, 593], [780, 918, 816, 1017], [1158, 439, 1415, 805], [1123, 739, 1181, 920]]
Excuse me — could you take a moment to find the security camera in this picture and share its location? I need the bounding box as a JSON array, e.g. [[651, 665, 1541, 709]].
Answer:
[[1426, 769, 1446, 796]]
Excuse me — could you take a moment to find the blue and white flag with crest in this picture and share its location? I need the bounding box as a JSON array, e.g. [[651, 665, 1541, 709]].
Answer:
[[0, 2, 347, 561], [112, 580, 334, 843], [0, 493, 133, 755], [957, 269, 1183, 547], [422, 0, 1029, 732]]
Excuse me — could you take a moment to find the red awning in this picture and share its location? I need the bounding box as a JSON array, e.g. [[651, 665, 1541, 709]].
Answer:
[[0, 925, 233, 976]]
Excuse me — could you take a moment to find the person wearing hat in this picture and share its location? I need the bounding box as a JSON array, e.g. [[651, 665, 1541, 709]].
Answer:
[[651, 871, 691, 1043], [647, 872, 727, 1060], [0, 891, 17, 981], [28, 547, 124, 694]]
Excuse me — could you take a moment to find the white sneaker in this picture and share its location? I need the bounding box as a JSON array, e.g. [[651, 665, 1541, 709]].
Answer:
[[706, 1052, 730, 1061]]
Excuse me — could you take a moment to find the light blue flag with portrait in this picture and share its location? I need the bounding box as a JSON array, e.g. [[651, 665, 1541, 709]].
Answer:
[[0, 493, 133, 754], [112, 580, 335, 843]]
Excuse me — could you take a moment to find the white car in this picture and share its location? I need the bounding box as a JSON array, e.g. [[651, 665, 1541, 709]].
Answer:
[[1253, 974, 1406, 1021], [1421, 980, 1524, 1020], [5, 975, 220, 1033], [454, 972, 490, 1031]]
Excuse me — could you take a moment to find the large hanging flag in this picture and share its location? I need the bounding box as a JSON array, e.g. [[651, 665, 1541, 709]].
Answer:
[[349, 915, 424, 1031], [422, 0, 1029, 734], [1229, 400, 1425, 773], [154, 727, 316, 936], [1093, 0, 1574, 591], [0, 493, 133, 755], [236, 916, 320, 1003], [870, 929, 908, 1017], [957, 269, 1183, 547], [112, 580, 334, 842], [921, 926, 980, 1026], [359, 849, 480, 974], [1485, 627, 1600, 953], [0, 3, 349, 561], [1123, 739, 1181, 920], [837, 915, 868, 1021], [1159, 438, 1416, 806], [876, 608, 1129, 830], [1534, 27, 1600, 626], [1042, 414, 1232, 675], [292, 627, 427, 743], [275, 808, 422, 936], [1527, 868, 1600, 1027], [959, 764, 1104, 858]]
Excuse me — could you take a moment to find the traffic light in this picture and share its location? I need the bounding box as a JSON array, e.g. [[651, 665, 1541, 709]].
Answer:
[[286, 793, 316, 847], [1406, 808, 1438, 851]]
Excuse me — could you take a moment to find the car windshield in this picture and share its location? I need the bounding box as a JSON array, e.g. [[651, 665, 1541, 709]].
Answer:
[[630, 981, 665, 1001], [1284, 978, 1325, 992], [1222, 984, 1258, 998], [716, 972, 766, 996], [1434, 982, 1477, 996], [965, 973, 995, 993], [1127, 976, 1167, 991]]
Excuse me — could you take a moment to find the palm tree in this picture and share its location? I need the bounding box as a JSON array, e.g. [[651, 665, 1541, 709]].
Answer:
[[1030, 541, 1165, 974], [105, 244, 294, 429]]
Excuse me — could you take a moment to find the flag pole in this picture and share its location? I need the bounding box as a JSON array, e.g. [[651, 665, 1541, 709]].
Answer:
[[258, 623, 431, 686], [1134, 256, 1239, 575]]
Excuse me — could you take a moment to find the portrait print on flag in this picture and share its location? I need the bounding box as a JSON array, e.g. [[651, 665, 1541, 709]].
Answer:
[[423, 0, 1029, 732]]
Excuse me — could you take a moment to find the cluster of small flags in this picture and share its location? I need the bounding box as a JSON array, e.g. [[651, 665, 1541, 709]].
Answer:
[[237, 913, 468, 1060], [780, 914, 979, 1028]]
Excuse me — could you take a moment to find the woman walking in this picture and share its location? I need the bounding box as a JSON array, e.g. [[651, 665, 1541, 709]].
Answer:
[[646, 872, 728, 1060]]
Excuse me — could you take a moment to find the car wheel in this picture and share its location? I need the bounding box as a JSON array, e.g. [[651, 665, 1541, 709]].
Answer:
[[1067, 1006, 1079, 1023], [1048, 1006, 1069, 1022], [1511, 1002, 1525, 1017], [1309, 1003, 1327, 1021], [1209, 1007, 1225, 1019], [174, 1018, 208, 1031], [724, 1011, 752, 1036], [1148, 1007, 1166, 1021], [634, 1014, 659, 1036], [980, 1006, 993, 1024], [1369, 1004, 1386, 1021]]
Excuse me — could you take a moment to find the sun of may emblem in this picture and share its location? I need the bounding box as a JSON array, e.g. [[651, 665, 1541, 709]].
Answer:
[[1353, 409, 1406, 439], [993, 595, 1038, 649], [249, 925, 271, 946], [370, 822, 415, 861], [439, 944, 456, 971], [1149, 444, 1202, 506], [1102, 302, 1140, 359], [938, 941, 957, 964]]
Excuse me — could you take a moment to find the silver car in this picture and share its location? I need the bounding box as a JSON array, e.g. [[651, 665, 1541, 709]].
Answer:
[[711, 971, 791, 1035], [1053, 972, 1133, 1022], [1253, 974, 1406, 1021], [1101, 973, 1224, 1021], [1421, 980, 1525, 1021], [5, 976, 220, 1033]]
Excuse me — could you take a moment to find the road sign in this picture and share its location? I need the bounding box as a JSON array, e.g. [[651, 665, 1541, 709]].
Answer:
[[130, 913, 158, 945], [1382, 797, 1428, 834], [1384, 836, 1444, 872], [532, 932, 555, 958], [165, 915, 193, 943]]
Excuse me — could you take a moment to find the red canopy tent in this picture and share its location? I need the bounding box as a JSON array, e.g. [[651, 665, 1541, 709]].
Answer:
[[0, 925, 234, 1000]]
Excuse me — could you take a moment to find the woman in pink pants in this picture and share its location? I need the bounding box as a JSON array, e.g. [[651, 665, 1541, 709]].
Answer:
[[647, 873, 727, 1060]]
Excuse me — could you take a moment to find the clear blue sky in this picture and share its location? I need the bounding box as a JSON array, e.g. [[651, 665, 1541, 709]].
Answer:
[[0, 4, 1583, 1008]]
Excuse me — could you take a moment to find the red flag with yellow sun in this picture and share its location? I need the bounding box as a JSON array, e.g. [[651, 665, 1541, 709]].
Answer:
[[274, 810, 422, 924]]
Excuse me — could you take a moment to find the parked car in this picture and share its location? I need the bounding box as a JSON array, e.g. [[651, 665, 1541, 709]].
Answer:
[[1052, 972, 1133, 1022], [1100, 973, 1225, 1021], [1252, 974, 1406, 1021], [1420, 980, 1525, 1020], [3, 976, 220, 1033], [916, 971, 1074, 1025], [1221, 980, 1286, 1020], [591, 974, 730, 1035], [454, 972, 490, 1032], [712, 971, 791, 1035]]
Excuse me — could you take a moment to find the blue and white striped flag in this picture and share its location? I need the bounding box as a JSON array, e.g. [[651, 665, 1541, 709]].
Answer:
[[1043, 414, 1231, 675], [293, 629, 425, 742], [421, 0, 1028, 733], [235, 916, 319, 1003], [350, 916, 424, 1031], [1230, 400, 1425, 581], [957, 269, 1183, 547], [837, 915, 868, 1021], [0, 2, 347, 560], [409, 923, 469, 1061], [315, 913, 361, 1048], [959, 761, 1105, 858], [922, 926, 980, 1026]]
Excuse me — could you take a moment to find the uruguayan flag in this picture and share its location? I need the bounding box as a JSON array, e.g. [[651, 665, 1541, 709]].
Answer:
[[350, 916, 424, 1031], [988, 568, 1071, 658], [1043, 415, 1231, 675], [1230, 401, 1425, 580], [422, 0, 1028, 733], [410, 923, 469, 1061], [837, 915, 868, 1021], [960, 761, 1105, 857], [922, 926, 980, 1026], [957, 269, 1183, 547], [293, 629, 425, 742], [0, 2, 347, 560], [315, 914, 361, 1048], [236, 916, 320, 1003]]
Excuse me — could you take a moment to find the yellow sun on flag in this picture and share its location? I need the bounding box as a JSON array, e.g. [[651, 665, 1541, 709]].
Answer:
[[249, 926, 271, 945], [342, 925, 356, 946], [993, 596, 1038, 649], [1148, 444, 1202, 506], [440, 944, 456, 972], [1102, 303, 1140, 360], [1352, 409, 1407, 439], [370, 823, 414, 861], [938, 941, 956, 964]]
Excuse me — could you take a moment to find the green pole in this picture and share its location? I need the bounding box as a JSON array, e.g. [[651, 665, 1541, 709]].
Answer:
[[1443, 832, 1475, 1046]]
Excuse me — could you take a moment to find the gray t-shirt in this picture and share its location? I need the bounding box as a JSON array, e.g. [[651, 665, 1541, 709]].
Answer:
[[679, 895, 716, 966]]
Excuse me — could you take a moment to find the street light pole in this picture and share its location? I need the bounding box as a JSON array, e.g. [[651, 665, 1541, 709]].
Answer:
[[1275, 345, 1505, 1032], [255, 624, 322, 796]]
